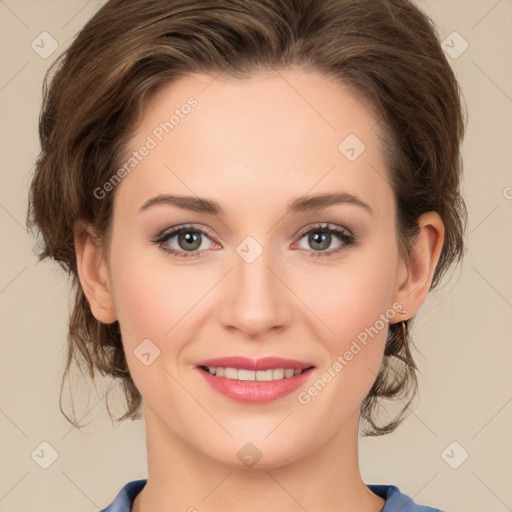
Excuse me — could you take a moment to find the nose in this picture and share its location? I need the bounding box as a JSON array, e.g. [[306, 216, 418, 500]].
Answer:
[[219, 248, 292, 339]]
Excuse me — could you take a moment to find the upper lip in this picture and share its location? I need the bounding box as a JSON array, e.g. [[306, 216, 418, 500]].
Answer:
[[196, 357, 315, 371]]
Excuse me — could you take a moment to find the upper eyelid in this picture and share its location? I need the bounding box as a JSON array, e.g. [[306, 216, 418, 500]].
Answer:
[[294, 222, 352, 238], [156, 223, 215, 240]]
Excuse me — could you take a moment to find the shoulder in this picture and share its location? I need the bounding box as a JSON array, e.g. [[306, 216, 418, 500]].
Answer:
[[367, 483, 446, 512], [98, 480, 445, 512], [98, 479, 147, 512]]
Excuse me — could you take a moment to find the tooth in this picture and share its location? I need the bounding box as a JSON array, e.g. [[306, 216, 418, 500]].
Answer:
[[206, 367, 305, 381], [224, 367, 239, 379], [238, 369, 256, 381], [272, 368, 284, 380], [256, 369, 273, 381]]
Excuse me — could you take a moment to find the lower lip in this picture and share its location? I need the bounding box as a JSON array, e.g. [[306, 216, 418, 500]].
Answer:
[[197, 367, 315, 403]]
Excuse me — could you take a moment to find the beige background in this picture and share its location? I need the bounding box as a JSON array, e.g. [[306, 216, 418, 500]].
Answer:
[[1, 0, 511, 511]]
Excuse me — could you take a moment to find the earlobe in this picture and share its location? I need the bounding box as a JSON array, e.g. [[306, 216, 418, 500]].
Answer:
[[74, 220, 117, 324], [392, 212, 445, 318]]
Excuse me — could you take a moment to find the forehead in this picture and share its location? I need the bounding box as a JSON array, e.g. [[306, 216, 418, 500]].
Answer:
[[116, 69, 392, 219], [137, 68, 379, 150]]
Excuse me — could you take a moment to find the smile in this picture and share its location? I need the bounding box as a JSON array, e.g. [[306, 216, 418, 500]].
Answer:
[[199, 366, 309, 381]]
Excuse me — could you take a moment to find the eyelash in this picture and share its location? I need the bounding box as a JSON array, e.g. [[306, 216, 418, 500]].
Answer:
[[152, 223, 358, 259]]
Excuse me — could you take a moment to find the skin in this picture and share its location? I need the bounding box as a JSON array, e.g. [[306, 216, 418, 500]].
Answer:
[[74, 69, 444, 512]]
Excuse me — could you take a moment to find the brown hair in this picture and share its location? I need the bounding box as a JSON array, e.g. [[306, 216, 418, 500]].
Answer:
[[27, 0, 467, 435]]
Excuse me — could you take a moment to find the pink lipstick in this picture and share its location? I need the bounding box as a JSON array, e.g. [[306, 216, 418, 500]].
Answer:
[[195, 356, 315, 403]]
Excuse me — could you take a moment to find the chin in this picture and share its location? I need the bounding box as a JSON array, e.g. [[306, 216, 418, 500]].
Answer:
[[205, 435, 310, 471]]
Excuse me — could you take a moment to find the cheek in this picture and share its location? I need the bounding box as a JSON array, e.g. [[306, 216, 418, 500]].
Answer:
[[107, 246, 196, 402], [110, 264, 172, 341], [304, 248, 396, 342], [108, 236, 207, 341], [302, 242, 397, 393]]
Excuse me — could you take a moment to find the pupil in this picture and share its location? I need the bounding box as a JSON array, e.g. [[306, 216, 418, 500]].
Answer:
[[310, 232, 330, 250], [179, 231, 200, 250]]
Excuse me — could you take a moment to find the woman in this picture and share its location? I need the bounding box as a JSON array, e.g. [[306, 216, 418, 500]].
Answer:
[[27, 0, 467, 510]]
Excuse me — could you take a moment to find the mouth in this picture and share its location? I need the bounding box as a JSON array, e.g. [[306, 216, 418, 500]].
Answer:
[[195, 356, 316, 403], [198, 365, 314, 381]]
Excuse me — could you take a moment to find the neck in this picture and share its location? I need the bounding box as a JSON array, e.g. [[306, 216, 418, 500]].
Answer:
[[132, 406, 385, 512]]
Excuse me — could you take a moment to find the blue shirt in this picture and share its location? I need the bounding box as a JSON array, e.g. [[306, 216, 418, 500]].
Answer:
[[99, 479, 445, 511]]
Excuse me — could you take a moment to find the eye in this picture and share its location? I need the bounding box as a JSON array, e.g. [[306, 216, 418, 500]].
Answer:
[[294, 223, 357, 257], [153, 224, 217, 258], [152, 222, 358, 259]]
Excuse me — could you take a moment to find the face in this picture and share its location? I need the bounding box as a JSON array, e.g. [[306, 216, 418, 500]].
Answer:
[[103, 69, 407, 468]]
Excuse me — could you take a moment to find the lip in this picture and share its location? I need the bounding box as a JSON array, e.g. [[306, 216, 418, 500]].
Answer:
[[195, 356, 314, 371], [195, 357, 315, 403]]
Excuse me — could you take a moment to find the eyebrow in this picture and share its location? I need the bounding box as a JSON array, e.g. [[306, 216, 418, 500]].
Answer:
[[139, 192, 374, 217]]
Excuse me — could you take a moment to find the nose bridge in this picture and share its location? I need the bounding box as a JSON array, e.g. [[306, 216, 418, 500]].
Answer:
[[220, 240, 290, 336]]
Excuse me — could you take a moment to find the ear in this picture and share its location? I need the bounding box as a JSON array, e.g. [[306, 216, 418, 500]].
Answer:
[[392, 212, 445, 319], [74, 220, 117, 324]]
